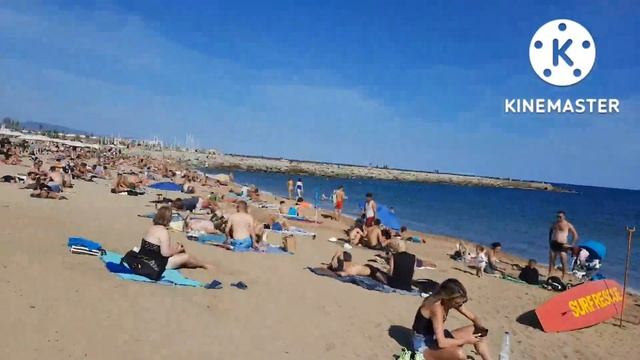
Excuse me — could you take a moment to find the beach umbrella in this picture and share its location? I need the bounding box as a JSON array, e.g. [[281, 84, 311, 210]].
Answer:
[[376, 204, 401, 232], [358, 202, 401, 231], [579, 240, 607, 260]]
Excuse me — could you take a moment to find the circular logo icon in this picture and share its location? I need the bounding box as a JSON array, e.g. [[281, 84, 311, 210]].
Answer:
[[529, 19, 596, 86]]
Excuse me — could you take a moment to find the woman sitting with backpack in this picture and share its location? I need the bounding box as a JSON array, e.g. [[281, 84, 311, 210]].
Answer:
[[129, 206, 212, 280]]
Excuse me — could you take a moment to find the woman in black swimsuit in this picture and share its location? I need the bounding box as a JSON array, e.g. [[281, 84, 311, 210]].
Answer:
[[412, 278, 491, 360], [137, 206, 212, 276]]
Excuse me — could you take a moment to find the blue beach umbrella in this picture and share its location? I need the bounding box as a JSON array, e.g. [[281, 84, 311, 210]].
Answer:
[[358, 202, 401, 231]]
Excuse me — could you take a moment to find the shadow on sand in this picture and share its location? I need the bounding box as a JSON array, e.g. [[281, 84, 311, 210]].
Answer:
[[516, 309, 544, 331], [388, 325, 413, 349]]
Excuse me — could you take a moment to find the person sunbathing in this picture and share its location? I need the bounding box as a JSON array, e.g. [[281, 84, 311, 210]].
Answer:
[[30, 187, 68, 200], [172, 196, 215, 213], [184, 209, 226, 234], [111, 174, 135, 193], [326, 250, 387, 282], [411, 278, 491, 360], [131, 206, 212, 278]]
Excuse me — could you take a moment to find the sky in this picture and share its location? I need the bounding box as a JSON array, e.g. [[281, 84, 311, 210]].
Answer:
[[0, 0, 638, 189]]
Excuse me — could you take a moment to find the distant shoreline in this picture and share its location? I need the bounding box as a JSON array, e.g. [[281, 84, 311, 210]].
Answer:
[[133, 149, 569, 192], [206, 153, 568, 192]]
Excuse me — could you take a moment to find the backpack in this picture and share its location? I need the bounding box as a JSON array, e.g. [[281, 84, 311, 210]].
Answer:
[[121, 250, 163, 281], [543, 276, 567, 291]]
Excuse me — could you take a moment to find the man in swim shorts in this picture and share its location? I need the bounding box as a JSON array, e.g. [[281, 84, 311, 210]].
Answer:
[[364, 192, 376, 227], [225, 200, 256, 251], [547, 210, 579, 280], [334, 185, 345, 221]]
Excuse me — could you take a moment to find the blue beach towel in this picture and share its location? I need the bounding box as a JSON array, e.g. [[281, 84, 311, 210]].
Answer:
[[100, 251, 202, 287], [188, 234, 289, 254], [307, 267, 422, 296], [67, 237, 103, 251], [191, 233, 226, 245], [148, 182, 183, 192]]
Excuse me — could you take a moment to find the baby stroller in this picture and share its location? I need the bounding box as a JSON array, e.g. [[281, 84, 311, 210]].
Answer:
[[570, 240, 606, 281]]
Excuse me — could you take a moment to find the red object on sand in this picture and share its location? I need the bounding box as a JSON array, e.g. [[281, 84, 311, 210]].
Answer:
[[535, 279, 624, 332]]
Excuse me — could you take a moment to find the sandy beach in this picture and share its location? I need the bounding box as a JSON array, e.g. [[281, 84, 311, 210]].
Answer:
[[1, 155, 639, 360]]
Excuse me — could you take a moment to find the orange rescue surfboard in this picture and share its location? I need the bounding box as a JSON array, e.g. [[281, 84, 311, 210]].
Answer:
[[535, 279, 625, 332]]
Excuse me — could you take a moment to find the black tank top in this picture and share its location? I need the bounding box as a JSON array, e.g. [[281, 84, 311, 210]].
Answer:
[[412, 309, 435, 336], [388, 252, 416, 291]]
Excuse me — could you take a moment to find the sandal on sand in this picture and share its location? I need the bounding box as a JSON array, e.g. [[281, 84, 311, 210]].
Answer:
[[204, 280, 223, 290], [231, 281, 248, 290]]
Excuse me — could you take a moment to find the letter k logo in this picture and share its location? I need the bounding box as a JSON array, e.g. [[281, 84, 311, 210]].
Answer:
[[529, 19, 596, 86], [553, 39, 573, 66]]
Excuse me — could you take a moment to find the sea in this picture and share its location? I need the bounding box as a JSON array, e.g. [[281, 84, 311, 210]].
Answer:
[[206, 169, 640, 290]]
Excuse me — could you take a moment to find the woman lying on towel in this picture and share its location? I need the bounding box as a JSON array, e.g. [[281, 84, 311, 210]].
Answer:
[[134, 206, 212, 277], [172, 196, 216, 213], [411, 278, 491, 360], [326, 250, 387, 282], [184, 210, 227, 234]]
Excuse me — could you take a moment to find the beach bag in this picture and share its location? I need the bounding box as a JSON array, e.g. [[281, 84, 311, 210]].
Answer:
[[543, 276, 567, 291], [283, 235, 296, 254], [121, 250, 163, 281]]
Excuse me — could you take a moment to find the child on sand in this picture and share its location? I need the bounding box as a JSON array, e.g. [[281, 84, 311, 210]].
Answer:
[[474, 245, 487, 277]]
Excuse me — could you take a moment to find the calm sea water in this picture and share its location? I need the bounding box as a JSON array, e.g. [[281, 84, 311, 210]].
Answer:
[[209, 169, 640, 289]]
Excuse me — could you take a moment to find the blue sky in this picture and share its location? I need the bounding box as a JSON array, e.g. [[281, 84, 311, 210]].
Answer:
[[0, 0, 638, 189]]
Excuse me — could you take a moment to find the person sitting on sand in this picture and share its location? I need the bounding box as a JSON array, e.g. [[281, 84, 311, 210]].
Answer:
[[225, 200, 257, 251], [485, 242, 506, 275], [278, 200, 288, 215], [134, 206, 212, 277], [518, 259, 540, 285], [268, 214, 290, 231], [46, 166, 64, 193], [363, 219, 391, 249], [411, 278, 491, 360], [349, 224, 367, 246]]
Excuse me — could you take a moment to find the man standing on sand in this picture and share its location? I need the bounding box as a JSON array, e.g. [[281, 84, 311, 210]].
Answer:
[[364, 192, 377, 227], [225, 200, 257, 251], [334, 185, 345, 221], [548, 210, 579, 280], [287, 178, 294, 199]]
